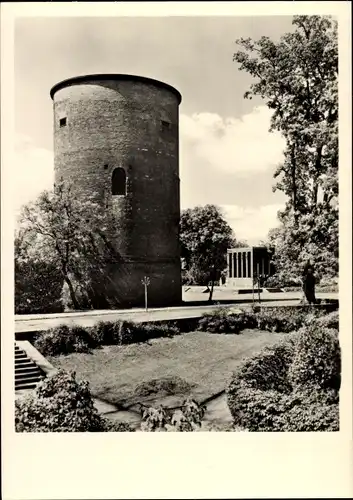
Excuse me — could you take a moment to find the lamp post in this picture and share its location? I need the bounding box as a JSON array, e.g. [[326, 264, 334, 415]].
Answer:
[[141, 276, 150, 311]]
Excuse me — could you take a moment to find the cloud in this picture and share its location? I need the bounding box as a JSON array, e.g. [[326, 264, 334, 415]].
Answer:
[[220, 203, 284, 245], [180, 106, 285, 177], [13, 105, 286, 237], [13, 135, 54, 214]]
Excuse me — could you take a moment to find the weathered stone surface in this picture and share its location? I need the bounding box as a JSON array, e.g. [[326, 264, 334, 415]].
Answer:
[[51, 75, 182, 307]]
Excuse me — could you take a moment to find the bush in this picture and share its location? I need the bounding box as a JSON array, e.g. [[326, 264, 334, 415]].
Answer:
[[230, 339, 296, 393], [288, 326, 341, 391], [227, 383, 339, 431], [197, 306, 326, 335], [34, 324, 95, 356], [255, 307, 308, 333], [136, 322, 180, 340], [226, 325, 340, 432], [308, 310, 339, 330], [35, 320, 181, 356], [197, 308, 256, 334], [16, 369, 135, 433], [134, 376, 192, 398], [16, 370, 103, 432]]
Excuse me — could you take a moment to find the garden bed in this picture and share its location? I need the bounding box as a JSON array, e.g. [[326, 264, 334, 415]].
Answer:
[[48, 329, 284, 409]]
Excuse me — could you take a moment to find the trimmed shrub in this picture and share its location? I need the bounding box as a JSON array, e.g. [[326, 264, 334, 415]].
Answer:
[[34, 324, 94, 356], [16, 369, 134, 433], [197, 305, 339, 336], [90, 319, 137, 345], [226, 326, 340, 432], [231, 339, 296, 393], [308, 310, 339, 330], [277, 388, 339, 431], [136, 322, 180, 340], [198, 308, 256, 334], [16, 370, 103, 432], [89, 320, 115, 345], [288, 326, 341, 391], [134, 376, 192, 398], [227, 383, 339, 432], [35, 320, 181, 357], [254, 308, 306, 333]]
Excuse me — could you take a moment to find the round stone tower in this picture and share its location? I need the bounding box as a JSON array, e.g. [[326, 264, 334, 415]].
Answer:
[[50, 74, 182, 308]]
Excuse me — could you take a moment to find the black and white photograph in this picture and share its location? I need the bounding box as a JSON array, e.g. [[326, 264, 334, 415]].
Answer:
[[1, 0, 352, 498]]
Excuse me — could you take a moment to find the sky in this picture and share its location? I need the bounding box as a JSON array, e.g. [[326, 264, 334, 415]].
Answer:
[[14, 15, 294, 244]]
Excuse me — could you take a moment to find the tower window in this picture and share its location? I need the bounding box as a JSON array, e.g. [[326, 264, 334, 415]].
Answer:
[[59, 117, 67, 127], [161, 120, 172, 131], [112, 167, 126, 196]]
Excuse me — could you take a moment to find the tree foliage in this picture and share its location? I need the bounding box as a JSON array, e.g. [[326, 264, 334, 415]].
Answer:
[[15, 231, 63, 314], [180, 205, 235, 300], [234, 15, 338, 280], [16, 182, 121, 311]]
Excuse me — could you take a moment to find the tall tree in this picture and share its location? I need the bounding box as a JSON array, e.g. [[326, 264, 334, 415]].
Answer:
[[17, 182, 121, 310], [180, 205, 235, 301], [234, 15, 338, 279]]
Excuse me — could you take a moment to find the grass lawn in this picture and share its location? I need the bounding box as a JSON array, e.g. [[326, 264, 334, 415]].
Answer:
[[48, 330, 285, 409]]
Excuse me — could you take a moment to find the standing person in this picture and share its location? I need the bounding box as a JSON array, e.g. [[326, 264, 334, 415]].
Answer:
[[302, 261, 317, 305]]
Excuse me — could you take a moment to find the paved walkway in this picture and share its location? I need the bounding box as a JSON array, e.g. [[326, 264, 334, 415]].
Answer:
[[15, 291, 337, 334], [94, 391, 232, 431]]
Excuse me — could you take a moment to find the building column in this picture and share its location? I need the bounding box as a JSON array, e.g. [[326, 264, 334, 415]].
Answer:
[[250, 248, 254, 283]]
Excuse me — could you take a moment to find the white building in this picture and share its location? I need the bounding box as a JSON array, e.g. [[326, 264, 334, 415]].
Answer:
[[226, 246, 273, 289]]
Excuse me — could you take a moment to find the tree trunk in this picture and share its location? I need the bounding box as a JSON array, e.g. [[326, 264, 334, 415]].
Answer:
[[63, 273, 80, 310], [312, 146, 323, 208], [290, 143, 298, 223]]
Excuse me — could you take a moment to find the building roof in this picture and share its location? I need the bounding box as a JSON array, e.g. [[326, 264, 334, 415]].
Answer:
[[50, 73, 182, 103], [227, 246, 268, 252]]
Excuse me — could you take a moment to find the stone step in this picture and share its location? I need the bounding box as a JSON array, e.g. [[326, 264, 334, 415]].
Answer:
[[15, 357, 34, 365], [15, 375, 42, 388], [14, 342, 48, 392], [15, 369, 42, 381], [15, 381, 39, 391], [15, 363, 38, 373], [15, 352, 27, 359]]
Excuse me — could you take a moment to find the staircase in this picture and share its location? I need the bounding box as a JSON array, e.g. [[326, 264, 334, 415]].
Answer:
[[15, 343, 45, 391]]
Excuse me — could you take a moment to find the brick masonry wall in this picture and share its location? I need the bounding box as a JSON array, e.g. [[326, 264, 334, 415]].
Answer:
[[52, 77, 182, 307]]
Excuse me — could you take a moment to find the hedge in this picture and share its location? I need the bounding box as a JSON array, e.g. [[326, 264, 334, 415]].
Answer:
[[33, 307, 339, 357], [34, 320, 181, 356], [226, 325, 340, 431], [197, 306, 333, 335]]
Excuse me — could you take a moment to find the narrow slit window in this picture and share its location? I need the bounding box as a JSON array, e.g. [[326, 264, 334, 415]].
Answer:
[[112, 167, 126, 196], [59, 117, 67, 128], [161, 120, 172, 131]]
